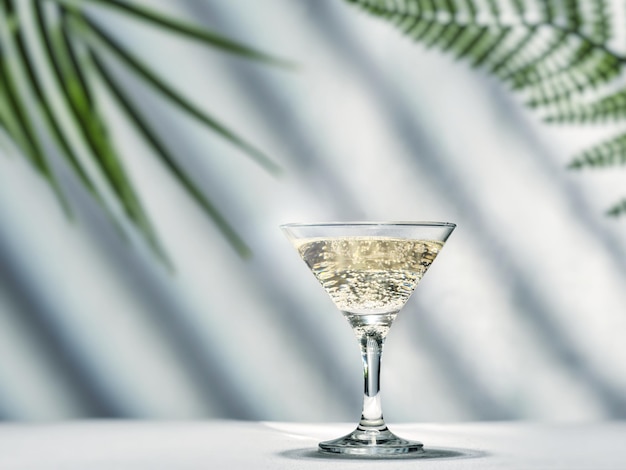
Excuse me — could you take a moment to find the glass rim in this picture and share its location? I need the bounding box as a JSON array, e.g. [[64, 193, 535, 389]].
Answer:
[[280, 221, 456, 229]]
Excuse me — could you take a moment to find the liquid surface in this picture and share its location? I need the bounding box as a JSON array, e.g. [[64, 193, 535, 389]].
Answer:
[[297, 237, 444, 314]]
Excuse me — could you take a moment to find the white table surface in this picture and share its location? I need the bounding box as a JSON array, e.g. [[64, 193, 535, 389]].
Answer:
[[0, 420, 624, 469]]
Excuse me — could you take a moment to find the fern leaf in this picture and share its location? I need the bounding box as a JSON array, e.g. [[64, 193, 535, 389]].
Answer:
[[345, 0, 625, 98], [568, 133, 626, 170], [583, 0, 611, 44], [544, 89, 626, 124], [344, 0, 626, 219], [525, 61, 622, 114], [520, 48, 621, 110], [488, 27, 537, 76], [563, 0, 582, 31], [503, 30, 570, 89], [607, 199, 626, 217]]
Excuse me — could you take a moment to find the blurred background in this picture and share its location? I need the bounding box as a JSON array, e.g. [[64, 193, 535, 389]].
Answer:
[[1, 0, 626, 423]]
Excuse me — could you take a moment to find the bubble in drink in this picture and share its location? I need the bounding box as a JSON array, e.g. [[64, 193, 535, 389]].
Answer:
[[296, 237, 444, 314]]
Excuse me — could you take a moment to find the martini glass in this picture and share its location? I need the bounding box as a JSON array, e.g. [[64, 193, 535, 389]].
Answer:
[[281, 222, 455, 456]]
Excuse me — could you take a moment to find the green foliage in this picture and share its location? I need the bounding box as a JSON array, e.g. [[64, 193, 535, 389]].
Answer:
[[345, 0, 626, 217], [569, 134, 626, 170], [0, 0, 289, 264]]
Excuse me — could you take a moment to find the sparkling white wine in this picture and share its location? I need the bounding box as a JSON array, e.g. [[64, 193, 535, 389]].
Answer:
[[296, 237, 444, 314]]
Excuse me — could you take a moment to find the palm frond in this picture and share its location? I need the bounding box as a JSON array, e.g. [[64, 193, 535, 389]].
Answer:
[[344, 0, 626, 218], [63, 10, 251, 258], [0, 0, 290, 263], [33, 0, 169, 263], [1, 0, 71, 214], [4, 0, 108, 214], [78, 0, 294, 67]]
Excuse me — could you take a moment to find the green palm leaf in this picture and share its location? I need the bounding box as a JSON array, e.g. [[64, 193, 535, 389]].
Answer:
[[345, 0, 626, 217], [33, 0, 169, 262], [64, 8, 251, 258], [73, 12, 280, 175], [0, 0, 290, 263], [1, 1, 71, 214], [80, 0, 294, 67]]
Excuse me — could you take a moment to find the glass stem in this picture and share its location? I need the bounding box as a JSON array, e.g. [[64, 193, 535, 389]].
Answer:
[[358, 333, 387, 432]]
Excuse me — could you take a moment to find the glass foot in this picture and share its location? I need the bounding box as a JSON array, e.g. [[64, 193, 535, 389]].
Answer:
[[319, 427, 424, 456]]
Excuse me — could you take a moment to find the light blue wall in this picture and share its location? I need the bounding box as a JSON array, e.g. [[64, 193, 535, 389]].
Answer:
[[0, 0, 625, 422]]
